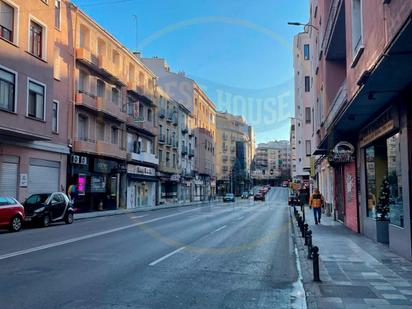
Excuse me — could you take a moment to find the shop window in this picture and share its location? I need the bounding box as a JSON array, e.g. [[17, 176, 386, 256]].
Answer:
[[365, 134, 404, 226]]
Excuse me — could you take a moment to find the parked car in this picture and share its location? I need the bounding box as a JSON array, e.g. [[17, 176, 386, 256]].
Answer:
[[241, 191, 249, 199], [254, 192, 265, 201], [0, 197, 25, 232], [223, 193, 235, 203], [23, 192, 74, 227], [249, 191, 254, 197]]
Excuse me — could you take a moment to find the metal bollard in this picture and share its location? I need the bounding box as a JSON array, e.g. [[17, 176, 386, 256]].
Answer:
[[312, 246, 321, 282], [307, 231, 313, 259], [304, 228, 310, 246], [302, 223, 308, 238]]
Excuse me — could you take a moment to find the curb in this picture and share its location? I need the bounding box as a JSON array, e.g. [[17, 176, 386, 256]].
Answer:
[[289, 207, 321, 309]]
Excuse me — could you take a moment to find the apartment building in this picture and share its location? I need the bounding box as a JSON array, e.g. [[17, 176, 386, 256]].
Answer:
[[68, 6, 158, 211], [252, 141, 291, 185], [0, 0, 71, 201], [141, 57, 217, 200], [157, 87, 181, 204], [290, 118, 297, 177], [178, 103, 195, 202], [304, 0, 412, 258], [292, 31, 313, 184], [215, 112, 254, 195]]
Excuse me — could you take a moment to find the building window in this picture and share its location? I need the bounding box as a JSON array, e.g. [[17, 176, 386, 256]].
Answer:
[[52, 101, 58, 133], [158, 149, 163, 163], [351, 0, 363, 58], [54, 0, 61, 29], [304, 44, 310, 60], [78, 114, 88, 141], [305, 107, 311, 124], [166, 152, 170, 167], [173, 153, 176, 168], [147, 108, 152, 122], [112, 88, 119, 105], [0, 67, 16, 112], [305, 140, 311, 156], [29, 20, 44, 59], [96, 120, 105, 141], [111, 126, 118, 145], [304, 76, 310, 92], [27, 80, 45, 120], [96, 79, 105, 97], [138, 103, 144, 118], [0, 1, 15, 42]]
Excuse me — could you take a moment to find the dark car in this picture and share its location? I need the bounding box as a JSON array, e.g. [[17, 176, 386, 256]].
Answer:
[[23, 193, 74, 227], [223, 193, 235, 202], [254, 192, 265, 201], [288, 192, 300, 206], [0, 197, 25, 232], [241, 191, 249, 199]]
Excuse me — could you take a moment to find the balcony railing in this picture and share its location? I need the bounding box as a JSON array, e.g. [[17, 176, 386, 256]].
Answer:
[[96, 140, 126, 159], [181, 145, 188, 155], [159, 109, 166, 118], [75, 48, 93, 64], [158, 134, 165, 144], [75, 91, 97, 110], [181, 127, 188, 134], [96, 97, 126, 122], [165, 136, 172, 147], [323, 80, 347, 133], [126, 116, 156, 135], [172, 140, 178, 149], [74, 139, 96, 154], [98, 54, 121, 81], [128, 152, 159, 165], [188, 148, 195, 157]]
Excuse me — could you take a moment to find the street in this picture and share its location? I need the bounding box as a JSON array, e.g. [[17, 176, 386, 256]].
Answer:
[[0, 187, 304, 309]]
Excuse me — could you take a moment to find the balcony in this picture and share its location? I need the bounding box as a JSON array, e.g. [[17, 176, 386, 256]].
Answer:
[[181, 145, 188, 155], [126, 116, 157, 135], [188, 148, 195, 157], [96, 140, 126, 159], [97, 97, 126, 122], [322, 0, 346, 60], [159, 109, 166, 118], [166, 111, 173, 123], [75, 91, 97, 110], [158, 134, 165, 144], [74, 139, 97, 154], [181, 127, 188, 135], [323, 80, 347, 133], [172, 140, 178, 149], [98, 55, 122, 83], [165, 136, 172, 147], [188, 130, 194, 138], [128, 152, 159, 165], [75, 48, 93, 64]]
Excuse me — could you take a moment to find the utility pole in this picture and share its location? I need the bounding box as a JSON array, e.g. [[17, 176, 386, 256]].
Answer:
[[133, 15, 138, 51]]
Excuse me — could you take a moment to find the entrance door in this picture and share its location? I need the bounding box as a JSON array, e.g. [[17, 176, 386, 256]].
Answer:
[[335, 166, 345, 222], [127, 184, 136, 209], [137, 184, 142, 207]]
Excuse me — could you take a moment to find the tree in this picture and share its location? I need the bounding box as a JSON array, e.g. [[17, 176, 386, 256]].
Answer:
[[376, 177, 390, 220]]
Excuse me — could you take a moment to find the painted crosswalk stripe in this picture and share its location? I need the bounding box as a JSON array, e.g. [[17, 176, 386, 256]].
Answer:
[[149, 247, 186, 266]]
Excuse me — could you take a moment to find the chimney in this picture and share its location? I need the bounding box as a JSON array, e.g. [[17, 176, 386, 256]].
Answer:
[[133, 51, 141, 59]]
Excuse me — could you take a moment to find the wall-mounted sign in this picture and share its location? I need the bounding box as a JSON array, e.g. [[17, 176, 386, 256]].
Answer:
[[359, 105, 399, 148], [127, 164, 156, 177], [170, 174, 181, 182], [328, 141, 355, 164], [20, 173, 28, 187], [71, 155, 88, 166]]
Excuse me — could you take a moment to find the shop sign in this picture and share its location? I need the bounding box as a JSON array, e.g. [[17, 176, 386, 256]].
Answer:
[[328, 141, 355, 164], [210, 180, 216, 187], [170, 174, 180, 182], [127, 164, 156, 177], [359, 106, 399, 148], [91, 175, 105, 193], [71, 155, 88, 166], [94, 158, 116, 173], [194, 179, 204, 186]]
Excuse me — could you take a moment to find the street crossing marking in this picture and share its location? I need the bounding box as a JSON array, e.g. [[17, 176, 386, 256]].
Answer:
[[148, 246, 186, 266], [0, 208, 199, 261], [213, 225, 227, 233]]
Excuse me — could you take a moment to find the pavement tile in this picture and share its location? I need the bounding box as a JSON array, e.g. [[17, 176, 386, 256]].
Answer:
[[387, 299, 412, 306], [373, 285, 397, 291], [382, 294, 408, 300], [364, 298, 390, 306], [399, 289, 412, 295]]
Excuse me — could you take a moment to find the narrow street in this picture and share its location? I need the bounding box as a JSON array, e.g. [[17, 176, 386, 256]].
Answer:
[[0, 187, 304, 309]]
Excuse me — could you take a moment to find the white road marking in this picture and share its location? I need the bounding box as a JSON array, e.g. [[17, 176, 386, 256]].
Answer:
[[148, 246, 186, 266], [130, 215, 148, 219], [213, 225, 227, 233], [236, 216, 245, 221], [0, 208, 199, 261]]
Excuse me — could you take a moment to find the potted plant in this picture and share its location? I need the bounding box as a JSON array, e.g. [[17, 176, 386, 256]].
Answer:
[[376, 177, 390, 244]]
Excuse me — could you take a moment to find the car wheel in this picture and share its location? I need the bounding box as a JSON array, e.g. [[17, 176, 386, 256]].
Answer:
[[10, 216, 22, 232], [65, 212, 74, 224], [42, 215, 50, 227]]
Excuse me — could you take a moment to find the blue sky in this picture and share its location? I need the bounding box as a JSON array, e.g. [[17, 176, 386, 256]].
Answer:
[[73, 0, 309, 143]]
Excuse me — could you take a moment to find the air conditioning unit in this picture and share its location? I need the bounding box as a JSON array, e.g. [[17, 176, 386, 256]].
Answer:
[[71, 155, 80, 164], [80, 156, 88, 165]]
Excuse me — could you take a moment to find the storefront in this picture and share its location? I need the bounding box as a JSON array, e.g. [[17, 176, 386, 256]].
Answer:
[[359, 103, 410, 257], [179, 179, 192, 203], [127, 164, 157, 208], [158, 173, 180, 204], [328, 142, 358, 232], [68, 155, 124, 212], [193, 177, 203, 201]]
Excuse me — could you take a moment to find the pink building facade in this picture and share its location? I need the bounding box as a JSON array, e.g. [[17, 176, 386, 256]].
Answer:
[[0, 0, 72, 201], [305, 0, 412, 258]]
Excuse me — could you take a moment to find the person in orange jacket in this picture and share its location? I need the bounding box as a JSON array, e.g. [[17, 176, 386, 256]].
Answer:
[[309, 189, 324, 225]]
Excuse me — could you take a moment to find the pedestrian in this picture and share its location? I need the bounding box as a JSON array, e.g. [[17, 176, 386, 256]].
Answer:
[[68, 183, 78, 205], [309, 189, 324, 225]]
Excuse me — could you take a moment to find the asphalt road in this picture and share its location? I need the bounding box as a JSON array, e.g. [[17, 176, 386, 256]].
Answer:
[[0, 187, 305, 309]]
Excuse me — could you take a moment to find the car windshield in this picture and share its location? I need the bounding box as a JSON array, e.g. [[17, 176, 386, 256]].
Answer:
[[0, 197, 17, 206], [24, 194, 50, 205]]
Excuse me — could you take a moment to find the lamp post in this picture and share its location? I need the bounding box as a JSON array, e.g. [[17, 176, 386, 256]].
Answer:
[[287, 22, 319, 33]]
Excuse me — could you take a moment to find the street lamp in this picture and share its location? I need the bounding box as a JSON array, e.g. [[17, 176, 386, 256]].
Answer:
[[287, 22, 319, 32]]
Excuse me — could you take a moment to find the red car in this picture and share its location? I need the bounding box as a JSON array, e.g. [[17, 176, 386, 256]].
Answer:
[[0, 197, 25, 232]]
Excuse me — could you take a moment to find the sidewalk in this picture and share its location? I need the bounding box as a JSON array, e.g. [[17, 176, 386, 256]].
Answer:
[[292, 206, 412, 309], [74, 200, 213, 220]]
